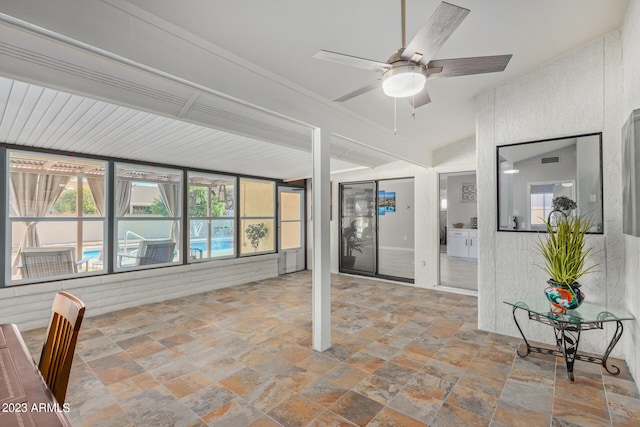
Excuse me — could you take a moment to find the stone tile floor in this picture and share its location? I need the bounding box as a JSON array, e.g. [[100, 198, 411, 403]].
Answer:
[[20, 272, 640, 426]]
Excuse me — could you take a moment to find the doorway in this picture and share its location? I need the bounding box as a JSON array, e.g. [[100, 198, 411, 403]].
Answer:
[[339, 179, 414, 282], [278, 187, 305, 274], [438, 172, 478, 291]]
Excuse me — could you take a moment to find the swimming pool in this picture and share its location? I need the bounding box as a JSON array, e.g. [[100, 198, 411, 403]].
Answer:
[[82, 238, 233, 259], [190, 238, 233, 252]]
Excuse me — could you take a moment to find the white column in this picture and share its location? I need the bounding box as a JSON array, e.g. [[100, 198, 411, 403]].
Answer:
[[312, 127, 331, 351]]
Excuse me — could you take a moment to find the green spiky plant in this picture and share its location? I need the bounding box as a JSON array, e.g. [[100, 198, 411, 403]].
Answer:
[[343, 220, 365, 257], [537, 216, 597, 286]]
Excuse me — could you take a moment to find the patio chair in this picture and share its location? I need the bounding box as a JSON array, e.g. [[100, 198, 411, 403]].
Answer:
[[20, 247, 87, 279], [137, 240, 176, 265], [39, 291, 85, 404]]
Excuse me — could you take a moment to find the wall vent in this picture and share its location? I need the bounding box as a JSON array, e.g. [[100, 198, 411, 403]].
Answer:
[[541, 156, 559, 164]]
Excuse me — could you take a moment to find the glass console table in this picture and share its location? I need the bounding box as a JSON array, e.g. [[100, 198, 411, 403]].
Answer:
[[504, 299, 635, 382]]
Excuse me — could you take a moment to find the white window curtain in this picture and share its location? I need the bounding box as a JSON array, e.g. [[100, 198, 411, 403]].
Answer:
[[159, 183, 180, 241], [10, 172, 71, 268], [86, 177, 105, 216], [116, 180, 132, 217]]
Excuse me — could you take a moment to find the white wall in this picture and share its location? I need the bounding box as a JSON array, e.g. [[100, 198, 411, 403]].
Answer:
[[477, 31, 625, 360], [0, 254, 279, 331], [622, 0, 640, 391], [509, 145, 577, 229], [378, 179, 415, 250], [432, 137, 476, 170], [320, 161, 438, 289], [445, 173, 477, 229]]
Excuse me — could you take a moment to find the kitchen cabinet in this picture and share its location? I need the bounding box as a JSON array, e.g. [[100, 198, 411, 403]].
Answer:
[[447, 229, 478, 259]]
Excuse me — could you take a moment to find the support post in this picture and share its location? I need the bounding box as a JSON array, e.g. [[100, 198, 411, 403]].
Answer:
[[312, 128, 331, 352]]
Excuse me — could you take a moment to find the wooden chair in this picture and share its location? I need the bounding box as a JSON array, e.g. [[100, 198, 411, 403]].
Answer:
[[39, 291, 86, 404]]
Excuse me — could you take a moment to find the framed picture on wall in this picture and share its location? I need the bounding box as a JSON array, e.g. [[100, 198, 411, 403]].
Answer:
[[378, 190, 386, 216], [385, 191, 396, 212], [461, 183, 476, 203]]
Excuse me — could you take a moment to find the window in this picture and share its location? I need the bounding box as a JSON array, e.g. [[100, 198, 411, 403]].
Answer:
[[8, 150, 106, 282], [2, 146, 282, 286], [187, 172, 235, 260], [115, 163, 182, 269], [530, 190, 553, 226], [497, 133, 603, 232], [239, 178, 275, 255], [280, 191, 302, 250]]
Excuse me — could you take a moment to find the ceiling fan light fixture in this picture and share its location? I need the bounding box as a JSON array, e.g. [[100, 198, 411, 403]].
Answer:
[[382, 65, 426, 98]]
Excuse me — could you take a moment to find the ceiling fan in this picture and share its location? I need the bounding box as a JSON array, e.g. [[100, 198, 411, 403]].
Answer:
[[313, 0, 512, 108]]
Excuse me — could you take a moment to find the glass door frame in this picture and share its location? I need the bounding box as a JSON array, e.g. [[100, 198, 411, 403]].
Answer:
[[338, 179, 415, 283], [277, 185, 306, 273], [339, 181, 377, 276]]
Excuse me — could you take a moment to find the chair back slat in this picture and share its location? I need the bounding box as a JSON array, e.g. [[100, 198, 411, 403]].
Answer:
[[39, 292, 85, 404], [137, 240, 175, 265]]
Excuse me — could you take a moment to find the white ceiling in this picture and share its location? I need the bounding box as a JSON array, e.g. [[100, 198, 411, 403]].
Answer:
[[0, 0, 630, 179], [124, 0, 629, 149], [0, 76, 395, 179]]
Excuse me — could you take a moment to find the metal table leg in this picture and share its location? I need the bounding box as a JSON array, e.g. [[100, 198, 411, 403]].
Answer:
[[512, 306, 531, 357], [574, 320, 624, 375], [557, 323, 581, 382], [602, 321, 623, 375]]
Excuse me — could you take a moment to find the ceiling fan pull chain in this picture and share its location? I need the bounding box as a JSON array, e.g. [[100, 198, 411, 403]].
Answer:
[[394, 97, 398, 135], [411, 79, 416, 120]]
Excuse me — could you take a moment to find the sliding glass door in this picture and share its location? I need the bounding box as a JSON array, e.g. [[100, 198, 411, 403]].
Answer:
[[340, 182, 376, 275], [339, 179, 415, 281], [378, 179, 414, 280]]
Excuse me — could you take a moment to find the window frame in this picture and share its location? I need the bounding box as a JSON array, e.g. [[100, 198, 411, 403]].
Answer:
[[6, 149, 108, 284], [239, 178, 277, 256], [113, 162, 183, 271], [187, 172, 237, 261], [1, 144, 286, 287]]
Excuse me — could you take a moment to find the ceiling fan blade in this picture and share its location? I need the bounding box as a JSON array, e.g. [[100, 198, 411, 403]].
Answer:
[[408, 89, 431, 109], [333, 79, 382, 102], [427, 54, 513, 78], [401, 2, 470, 62], [313, 50, 391, 72]]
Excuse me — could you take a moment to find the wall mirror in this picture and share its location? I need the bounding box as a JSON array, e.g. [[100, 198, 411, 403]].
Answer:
[[497, 133, 603, 233]]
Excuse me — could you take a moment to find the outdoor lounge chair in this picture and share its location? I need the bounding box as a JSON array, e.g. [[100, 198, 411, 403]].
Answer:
[[119, 240, 176, 266], [137, 240, 176, 265], [20, 247, 88, 279]]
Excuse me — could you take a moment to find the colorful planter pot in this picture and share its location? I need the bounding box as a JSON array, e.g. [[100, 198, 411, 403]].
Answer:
[[544, 280, 584, 313]]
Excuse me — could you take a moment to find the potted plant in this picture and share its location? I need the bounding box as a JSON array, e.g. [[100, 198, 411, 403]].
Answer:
[[537, 216, 596, 312], [547, 196, 577, 225], [245, 223, 267, 251], [342, 220, 364, 269]]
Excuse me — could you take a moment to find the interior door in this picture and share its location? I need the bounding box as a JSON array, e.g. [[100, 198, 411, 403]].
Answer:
[[340, 182, 376, 274], [278, 187, 305, 274]]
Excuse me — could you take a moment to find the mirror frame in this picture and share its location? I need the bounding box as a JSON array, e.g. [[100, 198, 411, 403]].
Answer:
[[496, 132, 603, 233]]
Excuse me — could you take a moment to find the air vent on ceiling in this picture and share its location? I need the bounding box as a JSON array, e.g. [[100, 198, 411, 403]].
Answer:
[[541, 156, 559, 164]]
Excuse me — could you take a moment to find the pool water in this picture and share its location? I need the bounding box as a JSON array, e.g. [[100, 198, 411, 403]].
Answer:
[[82, 238, 233, 258], [83, 250, 101, 259], [190, 239, 233, 252]]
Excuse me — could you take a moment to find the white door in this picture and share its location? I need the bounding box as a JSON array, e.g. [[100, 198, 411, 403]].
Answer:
[[278, 187, 305, 273]]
